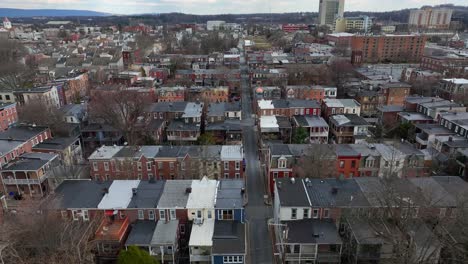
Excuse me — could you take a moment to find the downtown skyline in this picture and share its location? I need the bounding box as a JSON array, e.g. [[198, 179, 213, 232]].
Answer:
[[0, 0, 466, 16]]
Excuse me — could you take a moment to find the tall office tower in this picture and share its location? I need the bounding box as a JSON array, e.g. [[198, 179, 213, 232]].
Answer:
[[318, 0, 345, 26]]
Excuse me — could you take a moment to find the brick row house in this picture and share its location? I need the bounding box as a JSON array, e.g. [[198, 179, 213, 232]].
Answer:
[[273, 176, 467, 264], [266, 143, 428, 194], [48, 178, 247, 263], [89, 145, 245, 181]]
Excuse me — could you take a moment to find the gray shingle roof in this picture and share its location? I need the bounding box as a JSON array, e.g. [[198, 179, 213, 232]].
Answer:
[[52, 180, 112, 209], [125, 220, 157, 246], [212, 221, 246, 255], [157, 180, 192, 209], [128, 181, 166, 209]]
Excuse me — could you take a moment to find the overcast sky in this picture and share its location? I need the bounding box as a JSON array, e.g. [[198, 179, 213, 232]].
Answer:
[[1, 0, 466, 15]]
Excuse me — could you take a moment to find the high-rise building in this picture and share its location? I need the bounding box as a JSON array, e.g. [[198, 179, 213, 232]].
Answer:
[[318, 0, 345, 26], [408, 7, 453, 29]]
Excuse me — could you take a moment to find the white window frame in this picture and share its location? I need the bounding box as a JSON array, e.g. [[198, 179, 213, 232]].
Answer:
[[104, 162, 109, 171], [170, 209, 176, 220], [291, 208, 297, 219], [146, 162, 152, 171], [235, 161, 240, 170], [93, 162, 98, 171], [224, 161, 229, 170], [138, 209, 144, 220], [148, 210, 155, 220], [159, 209, 166, 221], [278, 158, 286, 169], [137, 162, 142, 171]]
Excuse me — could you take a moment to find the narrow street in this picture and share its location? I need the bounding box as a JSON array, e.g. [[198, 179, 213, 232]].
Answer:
[[240, 52, 274, 264]]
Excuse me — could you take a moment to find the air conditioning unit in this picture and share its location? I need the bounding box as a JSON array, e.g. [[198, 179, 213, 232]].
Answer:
[[194, 218, 204, 225]]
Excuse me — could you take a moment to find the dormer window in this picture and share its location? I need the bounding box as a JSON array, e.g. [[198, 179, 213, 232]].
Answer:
[[278, 157, 287, 168]]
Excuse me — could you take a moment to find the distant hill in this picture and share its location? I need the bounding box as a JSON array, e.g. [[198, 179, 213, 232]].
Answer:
[[0, 8, 109, 17]]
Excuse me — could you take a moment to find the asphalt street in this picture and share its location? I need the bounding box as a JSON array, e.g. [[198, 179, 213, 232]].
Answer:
[[240, 52, 274, 264]]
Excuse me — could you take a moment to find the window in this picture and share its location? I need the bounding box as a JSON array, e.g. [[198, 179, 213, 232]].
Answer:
[[384, 161, 389, 168], [137, 173, 142, 180], [138, 210, 144, 220], [303, 209, 309, 218], [180, 224, 186, 234], [169, 162, 174, 170], [235, 173, 240, 178], [224, 173, 229, 178], [278, 158, 286, 168], [93, 162, 98, 171], [196, 210, 202, 219], [181, 161, 186, 171], [351, 161, 356, 168], [224, 161, 229, 170], [439, 208, 447, 218], [339, 160, 345, 168], [158, 162, 163, 169], [223, 256, 243, 263], [146, 162, 152, 171], [119, 211, 126, 219], [208, 210, 212, 219], [323, 208, 330, 218], [149, 210, 155, 220], [235, 161, 240, 170], [284, 172, 289, 178], [219, 210, 234, 220], [291, 208, 297, 219], [170, 209, 176, 220], [159, 210, 166, 221], [72, 210, 79, 221], [104, 162, 109, 171]]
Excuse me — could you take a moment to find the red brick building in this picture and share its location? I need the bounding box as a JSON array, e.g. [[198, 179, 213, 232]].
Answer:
[[0, 102, 17, 131], [351, 35, 427, 64]]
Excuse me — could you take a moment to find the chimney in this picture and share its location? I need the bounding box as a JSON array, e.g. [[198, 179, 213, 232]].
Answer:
[[132, 188, 137, 195], [185, 187, 192, 194], [102, 187, 109, 194]]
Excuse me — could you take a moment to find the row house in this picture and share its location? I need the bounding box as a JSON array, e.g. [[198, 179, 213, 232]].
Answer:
[[259, 116, 293, 144], [353, 90, 379, 118], [436, 78, 468, 103], [187, 86, 230, 103], [292, 115, 329, 144], [167, 102, 204, 143], [14, 85, 61, 109], [257, 99, 321, 118], [206, 102, 242, 144], [175, 69, 241, 87], [1, 152, 59, 198], [329, 114, 370, 144], [322, 99, 361, 121], [32, 136, 83, 166], [377, 105, 405, 128], [378, 82, 411, 106], [0, 102, 17, 131], [250, 68, 288, 86], [285, 85, 324, 101], [421, 54, 468, 77], [0, 125, 52, 167], [273, 176, 468, 264], [254, 86, 282, 100], [89, 145, 245, 181], [413, 97, 466, 120], [155, 86, 186, 102], [53, 71, 89, 105]]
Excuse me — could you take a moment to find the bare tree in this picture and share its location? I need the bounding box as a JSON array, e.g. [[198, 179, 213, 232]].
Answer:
[[294, 145, 336, 179], [0, 39, 34, 90], [17, 99, 68, 136], [0, 208, 99, 264], [89, 89, 151, 145]]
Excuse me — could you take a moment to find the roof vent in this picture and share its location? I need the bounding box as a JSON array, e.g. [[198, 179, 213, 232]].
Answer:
[[102, 187, 109, 194], [185, 187, 192, 194], [132, 188, 137, 195], [290, 177, 295, 184]]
